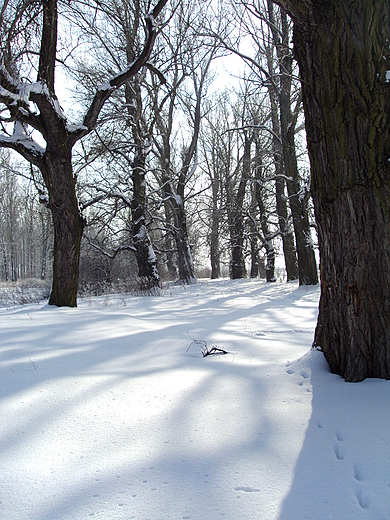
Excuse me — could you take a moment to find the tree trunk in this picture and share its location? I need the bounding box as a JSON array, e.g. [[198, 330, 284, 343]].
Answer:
[[210, 176, 221, 279], [275, 174, 298, 281], [131, 149, 160, 290], [174, 203, 196, 285], [43, 149, 84, 307], [281, 0, 390, 380], [229, 213, 245, 279], [253, 137, 276, 282], [162, 177, 196, 284], [228, 134, 251, 280], [266, 42, 298, 281], [276, 9, 318, 286], [163, 200, 178, 280], [249, 232, 259, 278]]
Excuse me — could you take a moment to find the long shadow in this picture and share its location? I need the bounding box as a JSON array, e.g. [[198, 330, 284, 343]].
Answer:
[[278, 350, 390, 519], [0, 280, 321, 520]]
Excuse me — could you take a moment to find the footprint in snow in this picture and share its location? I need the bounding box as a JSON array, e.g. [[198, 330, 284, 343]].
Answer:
[[334, 444, 345, 460], [355, 489, 370, 509], [353, 464, 365, 482]]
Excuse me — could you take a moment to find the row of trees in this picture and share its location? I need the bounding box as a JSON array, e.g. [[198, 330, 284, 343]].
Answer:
[[0, 0, 318, 294], [2, 0, 390, 381]]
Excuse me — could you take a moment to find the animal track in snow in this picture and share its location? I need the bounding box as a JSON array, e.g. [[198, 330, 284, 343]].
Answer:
[[355, 489, 370, 509], [334, 444, 345, 460], [353, 464, 365, 482]]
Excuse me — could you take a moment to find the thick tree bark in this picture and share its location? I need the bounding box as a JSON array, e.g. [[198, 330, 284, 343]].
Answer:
[[42, 148, 84, 307], [275, 0, 390, 380]]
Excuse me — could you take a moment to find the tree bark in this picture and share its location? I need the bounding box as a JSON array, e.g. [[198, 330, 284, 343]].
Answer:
[[210, 186, 221, 279], [41, 147, 84, 307], [124, 80, 160, 290], [161, 176, 196, 284], [275, 0, 390, 380], [227, 134, 250, 280], [253, 135, 276, 282]]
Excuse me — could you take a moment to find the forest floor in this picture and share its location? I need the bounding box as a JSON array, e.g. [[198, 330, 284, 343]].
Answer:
[[1, 278, 389, 519]]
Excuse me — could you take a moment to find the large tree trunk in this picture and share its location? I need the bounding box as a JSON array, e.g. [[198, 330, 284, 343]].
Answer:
[[42, 149, 84, 307], [279, 0, 390, 380]]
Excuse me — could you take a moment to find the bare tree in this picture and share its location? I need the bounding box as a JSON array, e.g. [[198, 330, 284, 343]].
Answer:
[[213, 0, 316, 284], [68, 0, 161, 289], [149, 0, 218, 284], [0, 0, 167, 306], [266, 1, 317, 285]]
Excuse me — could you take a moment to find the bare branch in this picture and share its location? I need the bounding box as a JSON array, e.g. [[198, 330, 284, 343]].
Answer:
[[80, 0, 168, 141]]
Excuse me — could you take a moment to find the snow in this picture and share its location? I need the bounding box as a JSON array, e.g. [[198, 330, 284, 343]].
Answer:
[[1, 278, 389, 520], [0, 122, 46, 156], [97, 80, 114, 92], [65, 123, 88, 133]]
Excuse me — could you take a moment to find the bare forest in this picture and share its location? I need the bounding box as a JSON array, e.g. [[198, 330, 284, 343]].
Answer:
[[0, 0, 317, 297], [2, 0, 390, 381]]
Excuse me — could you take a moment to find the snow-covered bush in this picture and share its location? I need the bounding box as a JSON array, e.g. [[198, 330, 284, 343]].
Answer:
[[0, 278, 51, 307]]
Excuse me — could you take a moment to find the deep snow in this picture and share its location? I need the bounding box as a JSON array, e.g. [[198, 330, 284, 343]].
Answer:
[[0, 279, 389, 519]]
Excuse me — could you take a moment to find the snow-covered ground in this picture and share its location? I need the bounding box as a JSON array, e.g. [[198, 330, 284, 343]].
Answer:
[[1, 279, 389, 520]]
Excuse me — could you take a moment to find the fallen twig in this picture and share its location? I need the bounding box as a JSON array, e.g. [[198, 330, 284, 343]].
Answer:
[[186, 337, 228, 357]]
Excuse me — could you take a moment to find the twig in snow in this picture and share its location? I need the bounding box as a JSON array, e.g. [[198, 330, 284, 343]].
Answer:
[[29, 358, 38, 370], [186, 337, 228, 357]]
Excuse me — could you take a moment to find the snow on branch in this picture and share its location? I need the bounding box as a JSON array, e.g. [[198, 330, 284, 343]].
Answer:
[[0, 122, 45, 163]]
